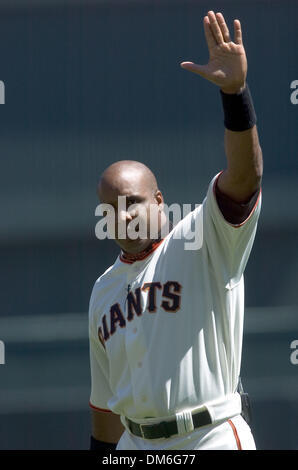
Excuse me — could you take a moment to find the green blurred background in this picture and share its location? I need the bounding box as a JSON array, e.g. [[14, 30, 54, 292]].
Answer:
[[0, 0, 297, 449]]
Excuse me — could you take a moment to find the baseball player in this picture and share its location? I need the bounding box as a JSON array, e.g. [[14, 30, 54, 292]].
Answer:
[[89, 11, 263, 450]]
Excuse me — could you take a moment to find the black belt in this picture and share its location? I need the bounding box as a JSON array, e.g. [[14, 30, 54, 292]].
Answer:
[[125, 407, 212, 440]]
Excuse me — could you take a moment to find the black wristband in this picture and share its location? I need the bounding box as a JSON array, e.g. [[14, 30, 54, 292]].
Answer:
[[220, 84, 257, 132], [90, 435, 117, 451]]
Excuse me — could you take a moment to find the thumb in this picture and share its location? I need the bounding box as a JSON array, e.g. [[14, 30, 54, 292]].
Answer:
[[180, 61, 208, 79]]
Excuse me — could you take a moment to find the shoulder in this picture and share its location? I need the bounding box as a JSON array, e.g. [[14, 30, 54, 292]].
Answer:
[[92, 254, 122, 290], [89, 258, 120, 316]]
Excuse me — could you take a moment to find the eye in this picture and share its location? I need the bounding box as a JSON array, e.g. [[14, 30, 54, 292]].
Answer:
[[127, 198, 138, 206]]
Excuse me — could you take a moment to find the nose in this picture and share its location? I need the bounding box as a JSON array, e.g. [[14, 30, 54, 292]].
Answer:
[[116, 209, 136, 240], [118, 209, 134, 222]]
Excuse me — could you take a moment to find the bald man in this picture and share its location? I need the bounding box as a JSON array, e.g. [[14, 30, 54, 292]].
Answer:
[[97, 160, 168, 256], [89, 11, 263, 450]]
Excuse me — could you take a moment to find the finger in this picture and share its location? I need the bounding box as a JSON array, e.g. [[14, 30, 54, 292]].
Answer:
[[215, 12, 231, 43], [203, 16, 217, 50], [234, 19, 242, 45], [180, 62, 209, 79], [207, 10, 224, 45]]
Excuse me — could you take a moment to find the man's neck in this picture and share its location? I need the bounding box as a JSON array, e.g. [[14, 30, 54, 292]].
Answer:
[[121, 220, 173, 262]]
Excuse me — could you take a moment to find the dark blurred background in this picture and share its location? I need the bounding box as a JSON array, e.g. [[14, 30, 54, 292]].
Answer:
[[0, 0, 297, 449]]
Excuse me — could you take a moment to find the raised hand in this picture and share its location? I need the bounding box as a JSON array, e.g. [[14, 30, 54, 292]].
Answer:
[[180, 11, 247, 94]]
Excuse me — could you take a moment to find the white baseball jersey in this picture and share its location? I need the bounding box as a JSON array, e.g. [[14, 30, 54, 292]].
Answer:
[[88, 171, 262, 450]]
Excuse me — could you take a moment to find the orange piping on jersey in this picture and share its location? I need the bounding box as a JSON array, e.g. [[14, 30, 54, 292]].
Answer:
[[228, 419, 242, 450], [213, 171, 262, 229], [89, 401, 111, 413], [120, 238, 165, 264], [119, 255, 134, 264]]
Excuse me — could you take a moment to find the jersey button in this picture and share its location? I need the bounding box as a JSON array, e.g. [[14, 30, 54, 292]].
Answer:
[[133, 327, 137, 334], [137, 361, 142, 368]]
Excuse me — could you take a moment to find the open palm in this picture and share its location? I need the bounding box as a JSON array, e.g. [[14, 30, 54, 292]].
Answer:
[[181, 11, 247, 94]]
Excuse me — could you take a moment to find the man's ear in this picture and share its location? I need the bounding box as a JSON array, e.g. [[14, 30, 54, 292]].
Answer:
[[154, 190, 164, 210]]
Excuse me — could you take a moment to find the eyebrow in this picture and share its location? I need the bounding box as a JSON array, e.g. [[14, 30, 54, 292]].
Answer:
[[126, 195, 144, 201], [102, 194, 144, 208]]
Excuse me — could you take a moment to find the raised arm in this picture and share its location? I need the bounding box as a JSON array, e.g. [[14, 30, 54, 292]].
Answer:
[[180, 11, 263, 202]]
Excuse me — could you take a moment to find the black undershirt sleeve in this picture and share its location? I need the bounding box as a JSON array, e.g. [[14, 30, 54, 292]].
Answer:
[[214, 177, 260, 225]]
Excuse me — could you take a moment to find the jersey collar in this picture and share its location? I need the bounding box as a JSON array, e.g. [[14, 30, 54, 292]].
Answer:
[[119, 221, 173, 264], [119, 237, 164, 264]]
